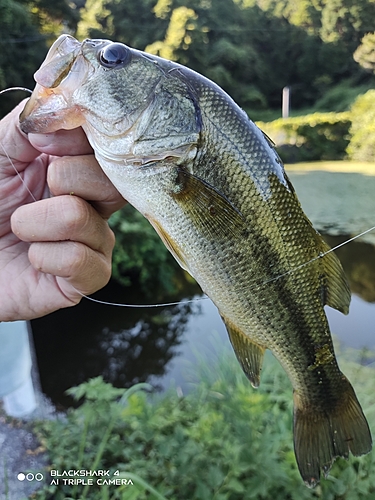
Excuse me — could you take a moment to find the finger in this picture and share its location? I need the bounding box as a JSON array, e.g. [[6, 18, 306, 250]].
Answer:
[[0, 101, 40, 168], [11, 195, 115, 256], [28, 127, 93, 156], [47, 155, 126, 218], [28, 240, 112, 295]]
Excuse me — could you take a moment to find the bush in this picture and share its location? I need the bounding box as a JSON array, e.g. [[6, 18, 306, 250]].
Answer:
[[33, 348, 375, 500], [314, 80, 372, 113], [346, 89, 375, 162], [257, 112, 351, 163]]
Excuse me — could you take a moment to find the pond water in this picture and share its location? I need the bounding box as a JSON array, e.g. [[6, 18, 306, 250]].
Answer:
[[31, 167, 375, 408]]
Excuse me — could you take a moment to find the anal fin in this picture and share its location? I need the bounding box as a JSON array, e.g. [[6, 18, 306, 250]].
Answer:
[[222, 316, 265, 388]]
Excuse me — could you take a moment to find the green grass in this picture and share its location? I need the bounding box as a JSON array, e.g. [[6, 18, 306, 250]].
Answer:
[[286, 160, 375, 174], [32, 345, 375, 500]]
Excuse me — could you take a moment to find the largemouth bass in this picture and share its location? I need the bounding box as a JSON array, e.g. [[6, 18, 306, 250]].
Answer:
[[19, 35, 372, 486]]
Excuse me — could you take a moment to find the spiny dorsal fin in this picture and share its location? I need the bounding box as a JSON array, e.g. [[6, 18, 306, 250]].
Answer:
[[222, 316, 265, 388], [313, 231, 351, 314]]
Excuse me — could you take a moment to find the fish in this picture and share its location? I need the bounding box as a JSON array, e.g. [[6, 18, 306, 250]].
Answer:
[[19, 34, 372, 486]]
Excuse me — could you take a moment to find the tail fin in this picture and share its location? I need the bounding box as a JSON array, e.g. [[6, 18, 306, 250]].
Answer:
[[293, 376, 372, 488]]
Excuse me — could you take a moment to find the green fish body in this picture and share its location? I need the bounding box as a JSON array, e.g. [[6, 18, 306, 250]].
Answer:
[[20, 35, 372, 486]]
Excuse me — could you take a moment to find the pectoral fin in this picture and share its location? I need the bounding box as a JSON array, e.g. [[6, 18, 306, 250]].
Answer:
[[171, 168, 247, 242], [222, 316, 265, 388]]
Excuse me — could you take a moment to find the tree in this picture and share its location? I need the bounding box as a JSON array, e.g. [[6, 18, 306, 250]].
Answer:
[[145, 0, 356, 112], [146, 6, 197, 62], [0, 0, 79, 117], [77, 0, 165, 49], [320, 0, 375, 52], [354, 32, 375, 73], [0, 0, 47, 116], [256, 0, 321, 33]]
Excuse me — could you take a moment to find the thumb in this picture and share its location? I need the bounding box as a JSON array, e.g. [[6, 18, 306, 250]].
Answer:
[[0, 101, 40, 170]]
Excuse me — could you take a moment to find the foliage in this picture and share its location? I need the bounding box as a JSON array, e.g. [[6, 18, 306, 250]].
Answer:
[[3, 0, 375, 118], [257, 112, 351, 163], [353, 32, 375, 73], [77, 0, 165, 50], [146, 0, 361, 112], [109, 204, 185, 298], [0, 0, 47, 115], [31, 0, 78, 37], [314, 79, 372, 112], [256, 0, 321, 33], [319, 0, 375, 52], [75, 0, 374, 113], [33, 348, 375, 499], [146, 5, 197, 61], [346, 90, 375, 162], [0, 0, 78, 117]]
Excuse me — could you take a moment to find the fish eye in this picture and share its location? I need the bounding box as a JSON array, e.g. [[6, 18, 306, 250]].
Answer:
[[99, 43, 130, 69]]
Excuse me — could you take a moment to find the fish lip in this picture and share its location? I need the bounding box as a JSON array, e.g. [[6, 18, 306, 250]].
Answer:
[[19, 35, 91, 134], [19, 36, 124, 135], [19, 86, 70, 134], [38, 34, 82, 71]]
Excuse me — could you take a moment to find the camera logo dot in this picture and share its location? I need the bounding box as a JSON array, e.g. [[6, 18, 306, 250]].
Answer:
[[17, 472, 44, 482]]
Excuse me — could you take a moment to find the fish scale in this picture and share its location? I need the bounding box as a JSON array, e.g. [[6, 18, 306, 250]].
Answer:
[[19, 34, 372, 487]]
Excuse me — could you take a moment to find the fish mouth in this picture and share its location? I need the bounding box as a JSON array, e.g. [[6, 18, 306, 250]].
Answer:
[[19, 35, 90, 134]]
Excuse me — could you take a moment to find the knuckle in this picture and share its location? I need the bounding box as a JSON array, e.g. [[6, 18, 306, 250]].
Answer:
[[62, 242, 89, 275], [98, 258, 112, 287], [103, 226, 116, 254], [48, 158, 70, 193], [60, 196, 91, 234]]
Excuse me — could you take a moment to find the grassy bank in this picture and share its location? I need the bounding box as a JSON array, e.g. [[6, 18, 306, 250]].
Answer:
[[286, 161, 375, 175], [32, 344, 375, 500]]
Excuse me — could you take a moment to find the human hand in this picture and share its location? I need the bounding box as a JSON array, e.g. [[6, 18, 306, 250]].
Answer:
[[0, 102, 126, 321]]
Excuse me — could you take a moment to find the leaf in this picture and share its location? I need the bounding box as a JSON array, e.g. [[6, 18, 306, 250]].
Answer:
[[225, 477, 245, 493]]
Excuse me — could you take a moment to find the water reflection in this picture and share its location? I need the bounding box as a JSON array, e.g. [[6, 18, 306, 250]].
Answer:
[[31, 280, 202, 408], [321, 235, 375, 350], [323, 235, 375, 303], [94, 300, 201, 389]]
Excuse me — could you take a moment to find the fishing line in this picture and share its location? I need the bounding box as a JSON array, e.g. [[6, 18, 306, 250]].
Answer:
[[0, 87, 37, 201], [0, 92, 205, 309], [1, 86, 374, 308], [0, 88, 37, 203], [74, 292, 210, 308], [259, 225, 375, 288], [0, 87, 33, 96], [0, 142, 38, 203], [75, 224, 375, 308]]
